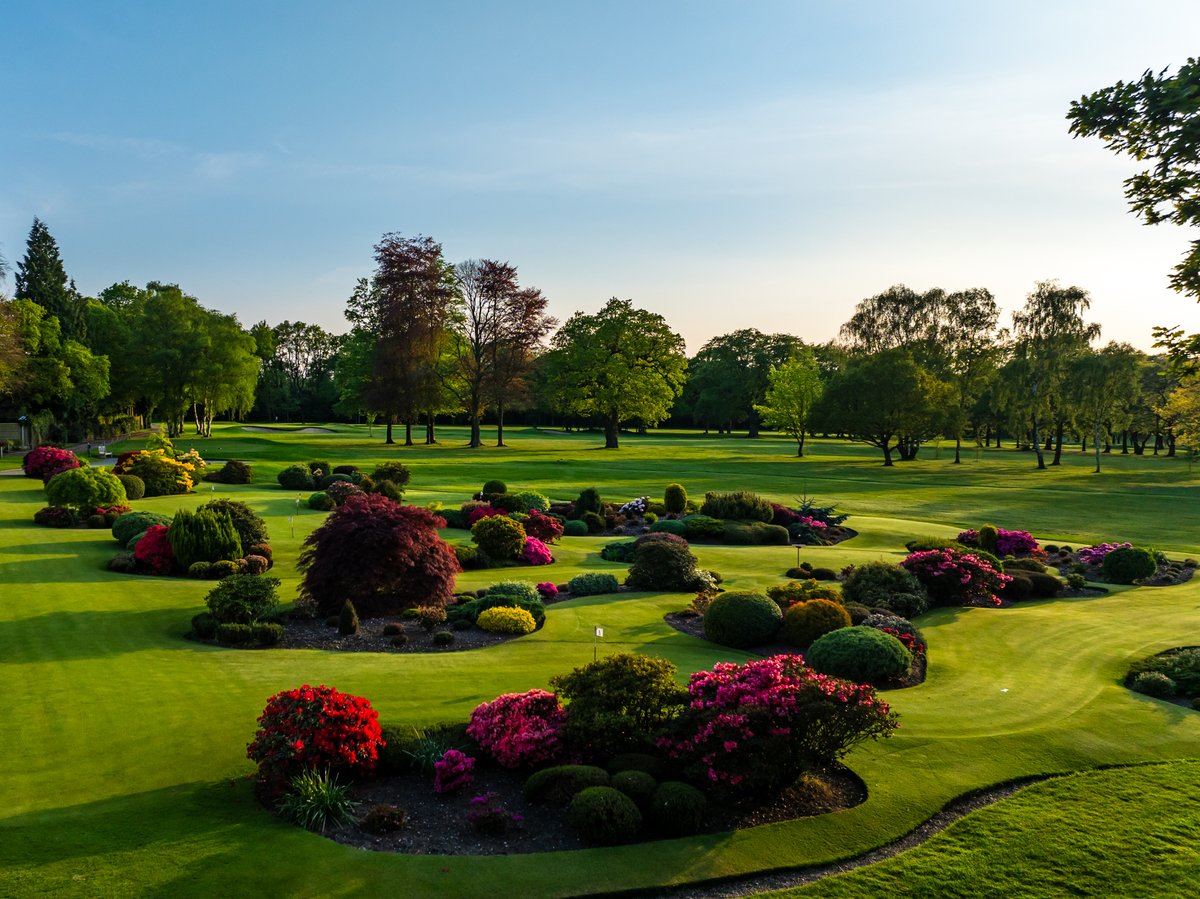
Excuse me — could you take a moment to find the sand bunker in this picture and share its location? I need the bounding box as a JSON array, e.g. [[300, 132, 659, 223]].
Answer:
[[241, 426, 336, 434]]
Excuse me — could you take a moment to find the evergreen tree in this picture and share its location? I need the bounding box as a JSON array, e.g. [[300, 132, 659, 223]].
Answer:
[[14, 218, 84, 341]]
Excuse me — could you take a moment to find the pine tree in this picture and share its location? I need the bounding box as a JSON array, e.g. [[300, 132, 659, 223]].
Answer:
[[15, 218, 84, 340]]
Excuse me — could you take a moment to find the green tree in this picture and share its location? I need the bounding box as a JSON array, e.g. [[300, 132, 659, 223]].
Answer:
[[1068, 59, 1200, 299], [130, 283, 210, 437], [14, 218, 85, 341], [541, 298, 687, 449], [1069, 343, 1142, 472], [190, 313, 259, 436], [754, 348, 823, 456], [681, 329, 800, 436], [1160, 378, 1200, 452]]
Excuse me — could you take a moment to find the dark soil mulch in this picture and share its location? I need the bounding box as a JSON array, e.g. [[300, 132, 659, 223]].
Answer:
[[275, 616, 526, 654], [287, 761, 865, 856], [662, 612, 927, 690]]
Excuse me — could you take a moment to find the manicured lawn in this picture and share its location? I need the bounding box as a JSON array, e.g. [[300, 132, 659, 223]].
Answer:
[[1, 424, 1198, 897]]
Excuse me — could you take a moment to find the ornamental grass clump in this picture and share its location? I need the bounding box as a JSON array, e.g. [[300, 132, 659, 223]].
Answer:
[[901, 549, 1010, 606], [246, 684, 383, 787], [466, 689, 566, 769], [277, 768, 356, 832], [661, 655, 898, 794]]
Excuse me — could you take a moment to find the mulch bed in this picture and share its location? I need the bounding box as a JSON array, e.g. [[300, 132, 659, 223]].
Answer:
[[1045, 553, 1196, 588], [273, 616, 525, 654], [283, 761, 865, 856]]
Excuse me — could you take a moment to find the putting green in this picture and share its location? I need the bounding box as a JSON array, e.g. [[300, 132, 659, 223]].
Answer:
[[1, 425, 1197, 897]]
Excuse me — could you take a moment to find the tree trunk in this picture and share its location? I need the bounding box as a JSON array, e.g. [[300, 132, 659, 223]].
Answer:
[[1093, 422, 1102, 473], [404, 421, 413, 446], [496, 404, 506, 447], [385, 416, 395, 445], [954, 434, 962, 464], [1032, 419, 1046, 470], [604, 413, 620, 449], [796, 430, 805, 457], [882, 441, 894, 466], [469, 417, 481, 448], [425, 413, 435, 445], [1051, 421, 1065, 465], [1121, 430, 1129, 454]]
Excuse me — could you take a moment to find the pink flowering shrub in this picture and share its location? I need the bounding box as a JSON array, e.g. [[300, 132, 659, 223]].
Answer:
[[246, 684, 383, 787], [23, 446, 81, 482], [660, 655, 898, 794], [901, 549, 1011, 607], [957, 527, 1039, 557], [466, 689, 566, 768], [433, 749, 476, 794], [798, 515, 827, 530], [1078, 542, 1133, 565], [523, 510, 565, 544], [522, 536, 554, 566], [536, 582, 559, 600], [466, 504, 503, 527]]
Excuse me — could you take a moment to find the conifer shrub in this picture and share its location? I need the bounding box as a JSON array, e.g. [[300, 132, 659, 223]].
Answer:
[[664, 483, 687, 514], [339, 600, 361, 635], [513, 490, 550, 512], [682, 515, 725, 540], [573, 487, 604, 519], [369, 462, 411, 496], [205, 574, 281, 624], [626, 540, 712, 592], [703, 591, 783, 648], [111, 511, 164, 545], [115, 449, 194, 496], [842, 561, 927, 608], [299, 493, 459, 617], [168, 509, 242, 569], [490, 493, 528, 514]]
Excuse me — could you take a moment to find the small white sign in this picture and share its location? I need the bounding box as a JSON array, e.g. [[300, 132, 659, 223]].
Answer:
[[594, 627, 604, 638]]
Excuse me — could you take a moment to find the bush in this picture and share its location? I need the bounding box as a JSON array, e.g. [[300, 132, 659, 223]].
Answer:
[[432, 630, 455, 647], [45, 467, 127, 513], [959, 526, 1039, 557], [567, 572, 620, 596], [308, 491, 334, 511], [601, 541, 638, 563], [33, 506, 75, 528], [877, 591, 928, 618], [23, 445, 81, 481], [568, 786, 642, 845], [339, 600, 360, 636], [514, 490, 551, 513], [432, 749, 475, 794], [611, 770, 657, 808], [844, 603, 872, 624], [126, 530, 148, 552], [522, 536, 555, 565], [277, 464, 314, 490], [781, 599, 852, 648], [524, 765, 611, 804], [439, 508, 467, 530], [168, 509, 242, 569], [206, 574, 282, 624], [722, 520, 791, 546], [842, 561, 927, 608], [247, 684, 383, 786], [1024, 571, 1064, 598], [862, 612, 928, 656], [252, 622, 283, 645], [188, 561, 212, 579], [481, 479, 507, 497], [243, 554, 269, 576], [581, 511, 606, 533], [649, 781, 706, 836], [370, 462, 411, 496], [299, 494, 459, 617], [216, 622, 254, 645], [703, 591, 783, 648], [487, 580, 540, 603], [466, 689, 566, 768], [372, 479, 404, 503], [902, 549, 1010, 606], [664, 483, 687, 514], [806, 626, 913, 684], [664, 655, 898, 794], [1131, 671, 1178, 698], [649, 518, 687, 537], [204, 459, 253, 484], [562, 519, 589, 537], [626, 540, 711, 592], [116, 473, 146, 500], [550, 653, 688, 755], [523, 509, 565, 544], [682, 515, 725, 541], [491, 493, 528, 514], [191, 611, 218, 639], [606, 753, 668, 779], [1100, 547, 1158, 584], [471, 515, 527, 561], [978, 523, 999, 553], [209, 559, 239, 579], [477, 606, 537, 635], [116, 449, 195, 496], [573, 487, 604, 519], [768, 580, 841, 609], [108, 551, 138, 573], [112, 511, 171, 546], [1126, 648, 1200, 697], [700, 490, 773, 523], [1004, 558, 1047, 573], [360, 803, 408, 834], [134, 524, 174, 575]]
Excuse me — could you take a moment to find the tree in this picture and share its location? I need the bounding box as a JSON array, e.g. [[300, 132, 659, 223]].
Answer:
[[1010, 281, 1101, 469], [14, 218, 85, 341], [0, 300, 23, 398], [942, 288, 1003, 463], [486, 284, 555, 446], [190, 312, 260, 436], [811, 348, 950, 466], [130, 283, 211, 437], [540, 298, 687, 449], [1068, 59, 1200, 299], [754, 348, 823, 456], [1069, 343, 1142, 472], [1160, 378, 1200, 452], [681, 329, 800, 436], [447, 259, 511, 448]]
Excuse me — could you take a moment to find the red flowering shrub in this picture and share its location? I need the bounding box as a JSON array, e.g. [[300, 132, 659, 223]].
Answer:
[[522, 536, 554, 565], [133, 524, 174, 575], [536, 581, 559, 600], [433, 749, 476, 794], [23, 446, 81, 482], [466, 689, 567, 768], [246, 684, 383, 786], [660, 655, 898, 794], [466, 504, 503, 527], [523, 510, 565, 544], [901, 549, 1011, 606], [299, 493, 460, 617]]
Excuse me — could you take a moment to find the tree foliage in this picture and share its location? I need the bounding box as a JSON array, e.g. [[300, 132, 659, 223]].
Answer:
[[754, 347, 823, 456]]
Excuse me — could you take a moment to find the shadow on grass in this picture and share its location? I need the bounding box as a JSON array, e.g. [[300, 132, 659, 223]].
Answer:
[[0, 606, 212, 664]]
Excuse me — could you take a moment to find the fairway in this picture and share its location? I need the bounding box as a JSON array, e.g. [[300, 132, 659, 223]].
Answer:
[[2, 424, 1199, 898]]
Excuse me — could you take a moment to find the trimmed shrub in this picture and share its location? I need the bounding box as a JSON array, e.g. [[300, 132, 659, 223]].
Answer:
[[85, 513, 106, 529], [978, 523, 999, 554], [862, 612, 928, 656], [204, 459, 253, 484], [471, 515, 527, 561], [216, 622, 254, 645], [606, 753, 668, 779], [722, 520, 791, 546], [703, 591, 783, 648], [806, 626, 913, 684], [626, 540, 711, 592], [582, 511, 606, 534], [307, 461, 333, 479], [524, 765, 611, 805], [481, 479, 507, 497], [682, 515, 725, 541], [844, 603, 872, 624], [108, 551, 138, 573], [206, 574, 281, 624], [878, 591, 928, 618], [319, 473, 352, 489], [573, 487, 604, 519], [649, 781, 706, 837], [562, 519, 589, 537], [369, 462, 411, 495], [649, 518, 687, 537], [491, 493, 528, 514], [567, 572, 620, 596], [188, 561, 212, 579], [115, 449, 195, 496], [324, 481, 363, 506], [611, 770, 656, 808], [486, 581, 540, 604], [664, 483, 687, 514], [1131, 671, 1177, 698], [781, 599, 852, 648], [1100, 547, 1158, 584], [432, 630, 455, 647], [168, 509, 242, 569], [299, 494, 459, 618], [126, 530, 148, 552], [134, 524, 174, 575], [1126, 648, 1200, 697], [600, 541, 638, 563], [34, 506, 76, 528], [1025, 571, 1064, 598], [248, 543, 272, 566], [550, 653, 688, 755], [360, 803, 408, 834], [117, 474, 146, 500], [439, 508, 467, 530], [466, 689, 566, 768], [454, 544, 486, 570], [191, 611, 218, 639], [522, 536, 554, 565], [243, 554, 270, 576], [308, 491, 334, 511], [477, 606, 537, 634], [339, 600, 360, 635], [1004, 558, 1047, 573], [1001, 573, 1033, 601], [252, 622, 284, 646], [700, 490, 773, 523], [768, 580, 841, 609], [514, 491, 551, 513], [46, 467, 126, 513], [278, 464, 314, 490], [842, 561, 927, 608], [209, 559, 239, 579], [568, 786, 642, 845]]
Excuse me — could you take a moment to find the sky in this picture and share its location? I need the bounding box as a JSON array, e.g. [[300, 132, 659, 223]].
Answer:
[[3, 1, 1200, 352]]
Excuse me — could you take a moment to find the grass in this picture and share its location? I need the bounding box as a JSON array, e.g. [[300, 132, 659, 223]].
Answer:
[[1, 423, 1198, 897]]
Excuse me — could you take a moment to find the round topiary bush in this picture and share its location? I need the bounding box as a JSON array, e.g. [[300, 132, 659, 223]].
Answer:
[[568, 786, 642, 845], [308, 491, 334, 511], [523, 765, 611, 805], [319, 473, 353, 489], [566, 572, 620, 596], [878, 591, 928, 618], [490, 493, 528, 514], [481, 479, 507, 497], [471, 515, 528, 561], [648, 781, 706, 837], [806, 626, 913, 684], [1100, 546, 1158, 584], [206, 574, 281, 624], [703, 591, 783, 648], [476, 606, 537, 635], [277, 464, 314, 490], [781, 599, 852, 648], [664, 483, 687, 514], [45, 466, 127, 513], [117, 474, 145, 500], [648, 518, 687, 537], [626, 540, 710, 592], [562, 519, 589, 537], [514, 490, 550, 513], [611, 770, 657, 808], [842, 561, 927, 608]]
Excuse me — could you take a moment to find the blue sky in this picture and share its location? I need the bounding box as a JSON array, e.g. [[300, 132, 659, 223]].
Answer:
[[3, 1, 1199, 350]]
